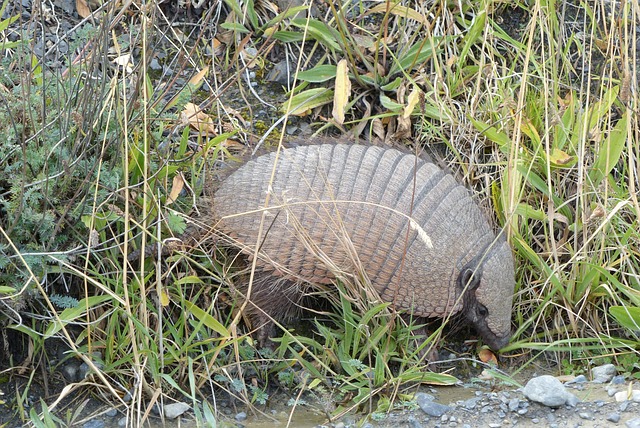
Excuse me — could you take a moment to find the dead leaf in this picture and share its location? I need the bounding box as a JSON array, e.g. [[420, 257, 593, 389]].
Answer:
[[371, 118, 385, 141], [403, 86, 421, 119], [167, 174, 185, 205], [181, 103, 217, 135], [478, 348, 498, 365], [159, 287, 170, 307], [76, 0, 91, 18], [189, 66, 209, 86], [351, 34, 375, 51], [212, 38, 224, 56], [549, 148, 573, 166], [112, 54, 133, 74], [395, 114, 412, 139], [366, 3, 428, 25], [332, 59, 351, 125]]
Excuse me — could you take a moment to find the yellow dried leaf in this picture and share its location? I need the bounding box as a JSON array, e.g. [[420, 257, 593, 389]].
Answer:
[[159, 288, 170, 307], [76, 0, 91, 18], [332, 59, 351, 125], [189, 66, 209, 86], [366, 4, 428, 25], [167, 174, 185, 205], [403, 87, 421, 119], [549, 148, 573, 165], [181, 103, 217, 135], [212, 38, 224, 55]]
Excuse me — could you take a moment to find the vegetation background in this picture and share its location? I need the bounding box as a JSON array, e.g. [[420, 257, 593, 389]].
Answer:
[[0, 0, 638, 426]]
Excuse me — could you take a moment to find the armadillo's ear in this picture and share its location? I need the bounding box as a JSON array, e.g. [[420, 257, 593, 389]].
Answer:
[[460, 268, 480, 291]]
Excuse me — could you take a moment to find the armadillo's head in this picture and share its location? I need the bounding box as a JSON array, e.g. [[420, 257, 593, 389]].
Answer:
[[461, 239, 515, 351]]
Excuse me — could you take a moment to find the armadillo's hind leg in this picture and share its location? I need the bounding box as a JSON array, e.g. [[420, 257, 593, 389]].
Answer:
[[236, 272, 309, 349]]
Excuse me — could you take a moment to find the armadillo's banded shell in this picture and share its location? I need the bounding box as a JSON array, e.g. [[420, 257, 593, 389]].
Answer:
[[213, 144, 495, 318]]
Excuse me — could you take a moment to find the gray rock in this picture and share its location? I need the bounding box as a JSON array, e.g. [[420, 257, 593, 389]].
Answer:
[[626, 417, 640, 428], [163, 402, 190, 420], [415, 392, 435, 402], [117, 417, 127, 427], [60, 364, 79, 382], [408, 417, 422, 428], [82, 420, 105, 428], [463, 397, 481, 410], [591, 363, 617, 383], [266, 60, 294, 86], [607, 413, 621, 423], [508, 398, 520, 411], [612, 375, 627, 384], [578, 412, 592, 420], [522, 375, 579, 407], [566, 375, 587, 384], [235, 411, 247, 421], [566, 393, 580, 407], [416, 393, 451, 417], [105, 408, 118, 417]]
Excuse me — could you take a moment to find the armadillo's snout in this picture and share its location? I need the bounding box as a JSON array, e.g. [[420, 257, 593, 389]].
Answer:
[[474, 240, 516, 350]]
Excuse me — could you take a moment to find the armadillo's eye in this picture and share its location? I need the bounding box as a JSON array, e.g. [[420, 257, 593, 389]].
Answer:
[[477, 305, 488, 317]]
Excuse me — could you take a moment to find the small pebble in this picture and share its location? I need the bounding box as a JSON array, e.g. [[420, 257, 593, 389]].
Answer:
[[614, 390, 640, 402], [105, 408, 118, 417], [566, 375, 588, 384], [508, 398, 519, 411], [522, 375, 578, 407], [463, 397, 481, 410], [164, 402, 190, 420], [60, 364, 79, 382], [627, 417, 640, 428], [611, 375, 627, 384], [418, 400, 451, 417], [607, 413, 621, 423], [117, 417, 127, 427], [568, 394, 580, 407], [578, 412, 592, 420], [82, 420, 105, 428], [235, 411, 247, 421], [409, 417, 423, 428], [591, 363, 616, 383]]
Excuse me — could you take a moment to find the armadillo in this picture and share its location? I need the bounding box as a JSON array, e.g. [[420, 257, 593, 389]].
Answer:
[[212, 143, 515, 350]]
